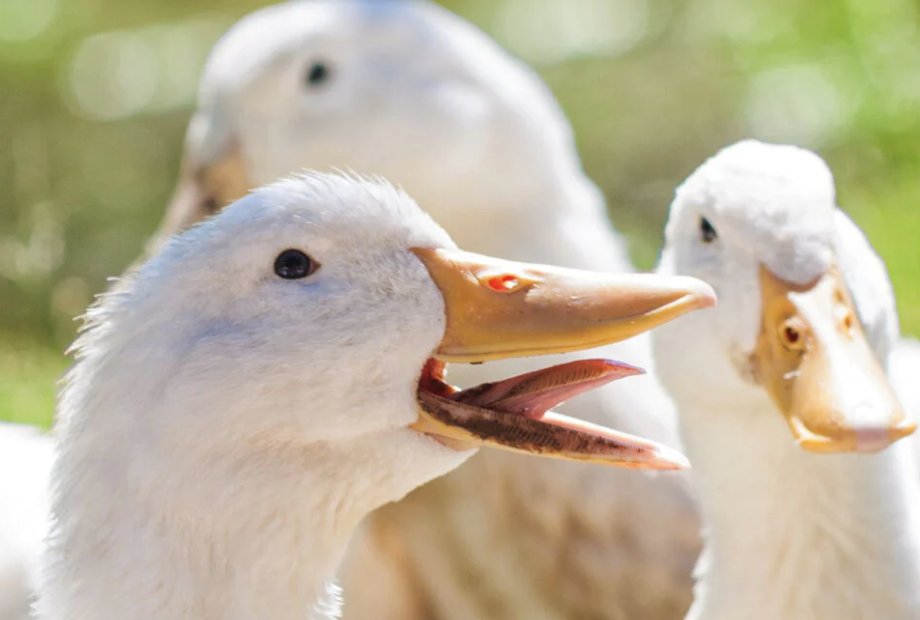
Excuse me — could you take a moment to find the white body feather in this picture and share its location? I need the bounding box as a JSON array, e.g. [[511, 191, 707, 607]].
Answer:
[[654, 140, 920, 620], [0, 423, 51, 620], [141, 2, 702, 619], [2, 2, 700, 618], [37, 175, 475, 620], [176, 3, 700, 618]]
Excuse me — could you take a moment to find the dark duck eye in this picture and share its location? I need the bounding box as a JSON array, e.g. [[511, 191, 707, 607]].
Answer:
[[699, 217, 718, 243], [304, 61, 331, 87], [274, 249, 318, 279]]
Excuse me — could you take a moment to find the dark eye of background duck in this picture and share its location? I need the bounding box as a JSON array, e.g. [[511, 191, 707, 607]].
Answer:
[[201, 196, 220, 216], [274, 249, 319, 279], [304, 61, 331, 88], [699, 217, 718, 243]]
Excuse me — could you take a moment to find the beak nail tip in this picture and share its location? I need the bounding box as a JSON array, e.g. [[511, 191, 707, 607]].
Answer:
[[655, 446, 691, 470], [695, 285, 718, 309]]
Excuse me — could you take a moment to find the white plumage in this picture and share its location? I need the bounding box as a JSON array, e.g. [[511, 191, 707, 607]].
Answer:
[[40, 174, 465, 620], [36, 172, 709, 620], [0, 423, 52, 620], [654, 140, 920, 620], [0, 3, 704, 617], [155, 3, 700, 618]]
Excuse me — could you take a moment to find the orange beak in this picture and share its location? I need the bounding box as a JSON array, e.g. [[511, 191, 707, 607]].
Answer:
[[410, 247, 717, 470], [752, 265, 915, 453]]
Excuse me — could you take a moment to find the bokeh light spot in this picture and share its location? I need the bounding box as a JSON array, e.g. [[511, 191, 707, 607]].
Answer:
[[0, 0, 58, 42], [67, 31, 159, 121], [744, 64, 853, 147], [495, 0, 648, 65]]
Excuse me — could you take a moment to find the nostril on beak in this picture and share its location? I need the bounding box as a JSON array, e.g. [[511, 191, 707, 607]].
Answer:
[[778, 318, 806, 352], [840, 311, 855, 335], [486, 274, 520, 292]]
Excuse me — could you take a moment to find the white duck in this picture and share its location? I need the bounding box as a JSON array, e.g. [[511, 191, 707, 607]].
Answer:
[[155, 3, 702, 619], [37, 173, 714, 620], [653, 139, 920, 620], [0, 423, 52, 620]]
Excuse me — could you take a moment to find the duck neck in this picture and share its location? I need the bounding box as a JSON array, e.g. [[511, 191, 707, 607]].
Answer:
[[680, 397, 920, 620], [40, 418, 456, 620]]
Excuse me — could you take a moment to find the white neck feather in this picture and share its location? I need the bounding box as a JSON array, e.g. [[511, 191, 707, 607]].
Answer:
[[42, 426, 437, 620], [681, 394, 920, 620], [38, 301, 467, 620]]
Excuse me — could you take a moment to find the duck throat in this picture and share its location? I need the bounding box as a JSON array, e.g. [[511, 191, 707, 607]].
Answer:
[[38, 422, 464, 620], [40, 450, 345, 620], [680, 404, 920, 620]]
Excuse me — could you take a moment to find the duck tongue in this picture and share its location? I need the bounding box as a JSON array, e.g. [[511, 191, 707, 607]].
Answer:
[[451, 359, 643, 418]]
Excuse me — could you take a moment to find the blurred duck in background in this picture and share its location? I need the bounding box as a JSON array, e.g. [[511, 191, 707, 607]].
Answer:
[[0, 2, 709, 618], [36, 173, 711, 620], [152, 1, 703, 619], [653, 140, 920, 620]]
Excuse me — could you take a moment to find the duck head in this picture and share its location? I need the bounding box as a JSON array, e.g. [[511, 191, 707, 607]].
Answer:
[[48, 174, 718, 620], [156, 0, 586, 249], [69, 174, 712, 521], [654, 139, 914, 454]]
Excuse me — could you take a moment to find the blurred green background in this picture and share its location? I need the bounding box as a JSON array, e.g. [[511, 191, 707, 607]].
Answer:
[[1, 0, 918, 428]]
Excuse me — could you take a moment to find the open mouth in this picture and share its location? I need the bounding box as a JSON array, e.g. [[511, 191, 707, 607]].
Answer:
[[404, 245, 713, 471], [414, 358, 689, 470]]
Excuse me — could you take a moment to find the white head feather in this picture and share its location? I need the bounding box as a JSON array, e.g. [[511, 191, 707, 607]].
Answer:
[[174, 0, 613, 259], [656, 139, 900, 401], [653, 140, 920, 620], [153, 5, 687, 620], [38, 174, 474, 620]]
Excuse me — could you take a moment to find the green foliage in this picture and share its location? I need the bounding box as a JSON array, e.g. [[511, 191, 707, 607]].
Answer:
[[0, 337, 65, 429]]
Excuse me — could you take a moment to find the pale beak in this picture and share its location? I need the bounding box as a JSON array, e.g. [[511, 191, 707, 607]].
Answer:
[[412, 248, 718, 362], [409, 247, 717, 470], [752, 265, 915, 453]]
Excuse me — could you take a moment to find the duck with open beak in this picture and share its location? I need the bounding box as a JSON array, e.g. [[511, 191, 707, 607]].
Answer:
[[409, 246, 717, 470], [157, 150, 716, 472], [753, 264, 916, 453]]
